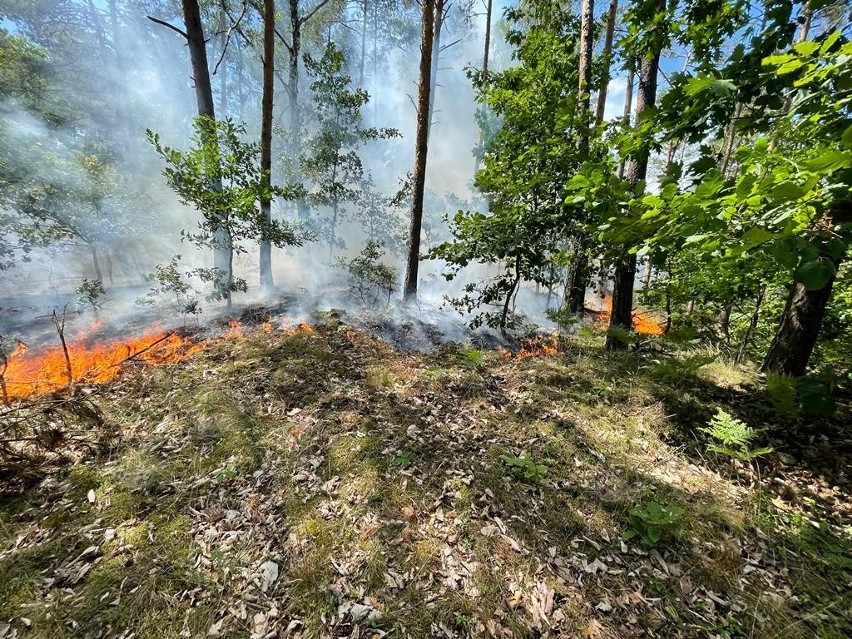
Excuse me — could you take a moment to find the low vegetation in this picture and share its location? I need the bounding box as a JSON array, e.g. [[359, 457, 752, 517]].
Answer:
[[1, 318, 849, 639]]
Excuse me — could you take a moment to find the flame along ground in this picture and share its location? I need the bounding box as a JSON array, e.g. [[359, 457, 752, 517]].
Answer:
[[2, 296, 663, 400], [1, 319, 313, 401]]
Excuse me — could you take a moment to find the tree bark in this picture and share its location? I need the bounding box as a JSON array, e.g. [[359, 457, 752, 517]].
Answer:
[[259, 0, 275, 291], [575, 0, 594, 151], [403, 0, 436, 303], [559, 0, 594, 317], [594, 0, 618, 127], [483, 0, 493, 75], [180, 0, 232, 301], [358, 0, 368, 87], [427, 0, 444, 140], [616, 63, 634, 180], [641, 259, 652, 289], [762, 205, 851, 375], [606, 1, 663, 350]]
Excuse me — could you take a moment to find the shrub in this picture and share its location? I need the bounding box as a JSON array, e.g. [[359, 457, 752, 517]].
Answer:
[[623, 501, 683, 546]]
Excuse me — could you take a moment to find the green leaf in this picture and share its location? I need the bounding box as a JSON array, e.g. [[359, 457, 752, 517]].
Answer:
[[793, 40, 820, 56], [841, 125, 852, 149], [770, 180, 804, 202], [794, 258, 836, 290], [742, 227, 774, 247], [804, 150, 850, 173]]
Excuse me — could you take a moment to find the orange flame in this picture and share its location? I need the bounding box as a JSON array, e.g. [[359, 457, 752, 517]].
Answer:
[[501, 333, 561, 360], [2, 328, 206, 400], [589, 295, 664, 335]]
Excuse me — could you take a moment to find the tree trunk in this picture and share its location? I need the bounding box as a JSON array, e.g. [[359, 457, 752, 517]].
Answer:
[[717, 302, 731, 342], [737, 287, 764, 364], [288, 0, 308, 221], [403, 0, 436, 303], [616, 63, 634, 180], [606, 1, 663, 351], [559, 0, 593, 317], [762, 205, 851, 375], [90, 243, 103, 283], [641, 259, 652, 289], [427, 0, 444, 140], [483, 0, 493, 75], [594, 0, 618, 127], [575, 0, 594, 150], [358, 0, 368, 88], [181, 0, 232, 301], [259, 0, 275, 291]]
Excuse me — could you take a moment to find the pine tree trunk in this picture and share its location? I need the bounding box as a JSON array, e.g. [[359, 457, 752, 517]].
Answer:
[[483, 0, 493, 75], [616, 64, 634, 180], [606, 1, 663, 350], [403, 0, 436, 303], [181, 0, 232, 302], [288, 0, 308, 221], [427, 0, 444, 140], [560, 0, 593, 317], [358, 0, 368, 88], [259, 0, 275, 291], [594, 0, 618, 126]]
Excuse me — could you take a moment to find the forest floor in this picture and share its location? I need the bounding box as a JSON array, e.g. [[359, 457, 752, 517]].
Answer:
[[0, 313, 850, 639]]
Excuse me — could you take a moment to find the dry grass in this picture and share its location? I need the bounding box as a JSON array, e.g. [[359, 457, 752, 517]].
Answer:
[[0, 317, 849, 638]]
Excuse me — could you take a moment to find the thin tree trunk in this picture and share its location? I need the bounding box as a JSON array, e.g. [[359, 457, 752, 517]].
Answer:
[[403, 0, 436, 303], [737, 287, 765, 364], [606, 1, 664, 351], [259, 0, 275, 291], [641, 259, 652, 289], [358, 0, 368, 87], [180, 0, 232, 302], [717, 302, 731, 343], [289, 0, 308, 220], [427, 0, 444, 140], [575, 0, 594, 151], [560, 0, 594, 317], [483, 0, 493, 75], [616, 63, 634, 180], [90, 244, 103, 283], [594, 0, 618, 127]]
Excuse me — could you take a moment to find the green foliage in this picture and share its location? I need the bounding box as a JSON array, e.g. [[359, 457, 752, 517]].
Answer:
[[623, 501, 684, 546], [336, 240, 397, 305], [148, 117, 310, 297], [499, 453, 549, 484], [393, 450, 412, 469], [766, 372, 837, 417], [75, 278, 105, 314], [302, 42, 399, 256], [458, 346, 484, 367], [700, 408, 772, 462]]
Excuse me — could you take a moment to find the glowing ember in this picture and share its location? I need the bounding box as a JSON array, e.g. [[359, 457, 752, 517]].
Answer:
[[2, 329, 206, 400], [589, 295, 665, 335]]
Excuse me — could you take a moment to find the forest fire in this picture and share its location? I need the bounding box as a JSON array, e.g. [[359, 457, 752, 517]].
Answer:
[[588, 295, 665, 335], [501, 334, 561, 360], [1, 328, 207, 401], [0, 316, 319, 403]]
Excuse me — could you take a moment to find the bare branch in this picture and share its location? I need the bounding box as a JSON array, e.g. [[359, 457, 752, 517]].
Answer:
[[213, 1, 250, 75], [274, 26, 293, 55], [147, 15, 188, 40], [301, 0, 334, 26]]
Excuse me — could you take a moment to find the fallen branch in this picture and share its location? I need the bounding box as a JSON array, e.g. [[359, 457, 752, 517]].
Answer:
[[109, 332, 176, 368]]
